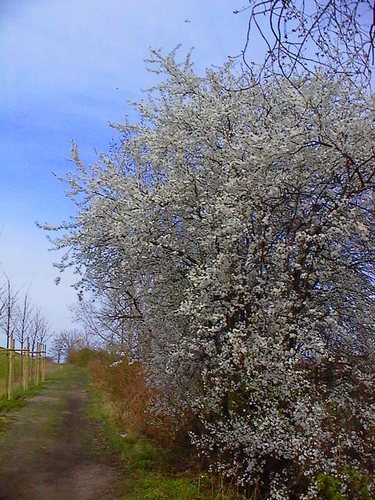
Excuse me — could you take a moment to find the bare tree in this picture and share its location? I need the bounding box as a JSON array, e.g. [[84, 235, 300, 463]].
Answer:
[[15, 291, 33, 351], [0, 271, 52, 356], [0, 273, 19, 348], [235, 0, 375, 82], [72, 287, 143, 353], [50, 329, 88, 362], [71, 299, 114, 343], [0, 282, 6, 320], [29, 308, 51, 354]]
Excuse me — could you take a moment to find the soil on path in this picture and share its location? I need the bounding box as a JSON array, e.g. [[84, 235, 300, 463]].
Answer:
[[0, 368, 122, 500]]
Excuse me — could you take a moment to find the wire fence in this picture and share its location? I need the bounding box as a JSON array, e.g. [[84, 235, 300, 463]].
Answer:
[[0, 337, 55, 400]]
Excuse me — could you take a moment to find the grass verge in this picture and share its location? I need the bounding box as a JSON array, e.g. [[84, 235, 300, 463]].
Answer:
[[87, 384, 245, 500]]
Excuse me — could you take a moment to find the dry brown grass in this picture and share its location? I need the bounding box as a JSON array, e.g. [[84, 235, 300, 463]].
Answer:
[[88, 352, 195, 448]]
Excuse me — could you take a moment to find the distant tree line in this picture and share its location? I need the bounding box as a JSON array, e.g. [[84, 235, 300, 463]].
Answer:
[[50, 329, 92, 363]]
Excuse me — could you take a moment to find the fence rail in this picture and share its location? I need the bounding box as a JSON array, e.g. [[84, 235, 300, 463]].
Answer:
[[0, 337, 53, 400]]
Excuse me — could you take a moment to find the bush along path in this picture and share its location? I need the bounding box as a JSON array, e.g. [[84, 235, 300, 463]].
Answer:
[[0, 366, 122, 500]]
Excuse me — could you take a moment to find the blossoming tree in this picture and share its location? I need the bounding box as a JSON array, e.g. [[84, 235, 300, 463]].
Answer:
[[45, 52, 375, 497]]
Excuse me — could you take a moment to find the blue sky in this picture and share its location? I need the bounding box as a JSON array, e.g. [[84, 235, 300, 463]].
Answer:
[[0, 0, 252, 341]]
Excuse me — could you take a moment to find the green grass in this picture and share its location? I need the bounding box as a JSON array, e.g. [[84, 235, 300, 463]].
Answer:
[[87, 387, 245, 500], [0, 347, 23, 379]]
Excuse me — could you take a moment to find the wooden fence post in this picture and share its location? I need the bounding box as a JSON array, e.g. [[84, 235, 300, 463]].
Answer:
[[30, 344, 34, 387], [41, 344, 46, 382], [22, 338, 30, 390], [6, 337, 15, 400], [35, 343, 39, 386]]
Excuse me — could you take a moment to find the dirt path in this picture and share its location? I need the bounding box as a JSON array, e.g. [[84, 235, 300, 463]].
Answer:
[[0, 368, 122, 500]]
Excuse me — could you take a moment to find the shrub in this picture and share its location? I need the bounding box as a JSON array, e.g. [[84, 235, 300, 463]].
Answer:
[[68, 347, 99, 367]]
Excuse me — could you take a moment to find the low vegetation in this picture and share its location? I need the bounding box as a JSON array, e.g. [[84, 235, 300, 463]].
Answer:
[[70, 349, 244, 499], [74, 349, 374, 499]]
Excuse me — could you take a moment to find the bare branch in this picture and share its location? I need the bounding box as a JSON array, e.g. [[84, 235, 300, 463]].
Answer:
[[236, 0, 375, 84]]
